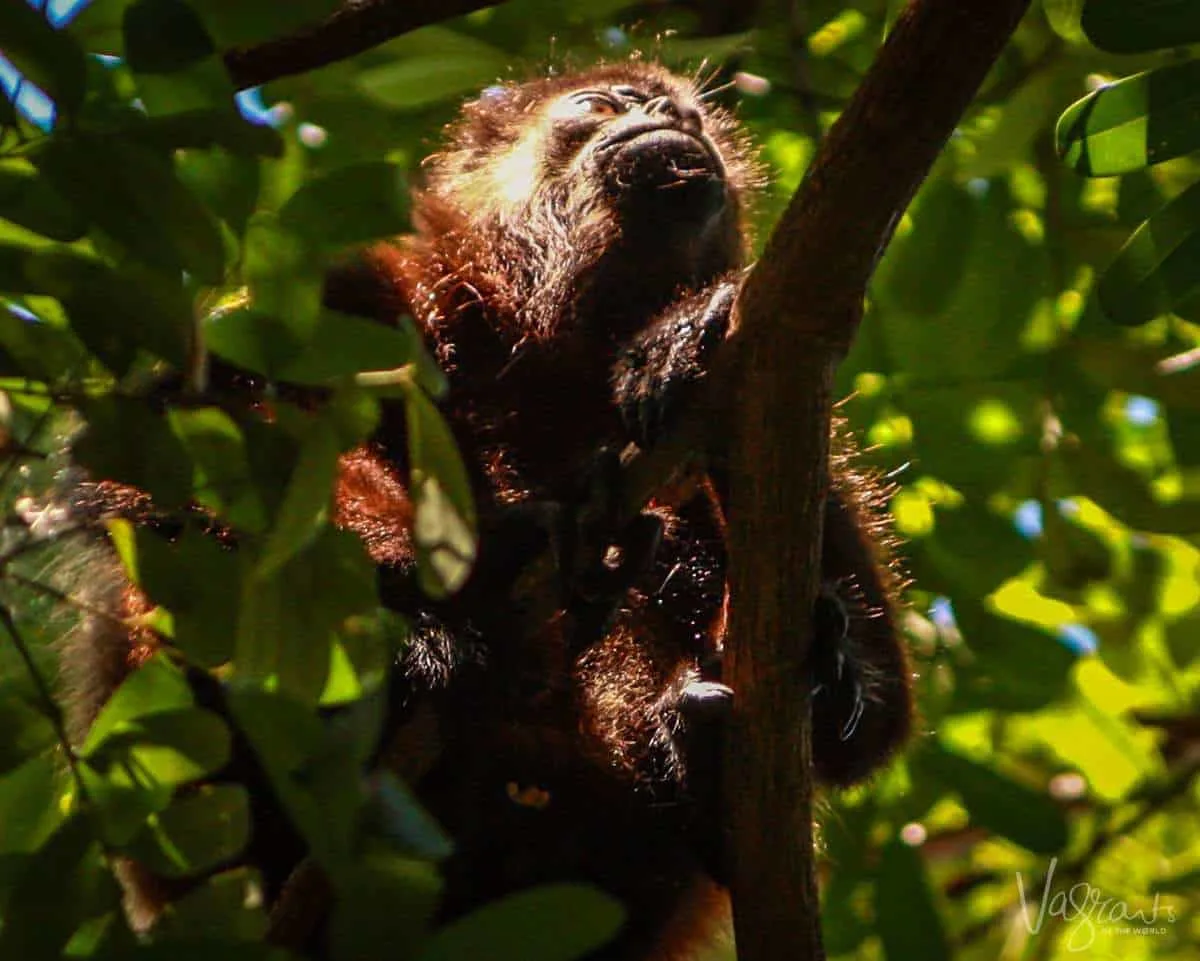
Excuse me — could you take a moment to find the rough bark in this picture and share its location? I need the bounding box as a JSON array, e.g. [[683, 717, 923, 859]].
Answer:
[[719, 2, 1032, 959]]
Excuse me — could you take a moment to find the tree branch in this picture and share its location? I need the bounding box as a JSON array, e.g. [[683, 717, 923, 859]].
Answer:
[[720, 2, 1031, 960], [223, 0, 499, 90]]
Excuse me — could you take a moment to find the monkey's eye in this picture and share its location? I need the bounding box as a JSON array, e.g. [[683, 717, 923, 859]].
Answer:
[[567, 91, 624, 116]]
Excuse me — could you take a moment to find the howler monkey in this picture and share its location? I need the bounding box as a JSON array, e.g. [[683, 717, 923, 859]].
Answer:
[[57, 62, 911, 959]]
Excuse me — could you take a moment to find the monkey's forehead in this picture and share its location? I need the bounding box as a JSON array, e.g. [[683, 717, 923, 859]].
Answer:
[[487, 61, 692, 107], [456, 61, 706, 135]]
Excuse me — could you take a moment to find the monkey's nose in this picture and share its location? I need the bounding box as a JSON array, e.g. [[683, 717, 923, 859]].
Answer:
[[644, 96, 703, 137]]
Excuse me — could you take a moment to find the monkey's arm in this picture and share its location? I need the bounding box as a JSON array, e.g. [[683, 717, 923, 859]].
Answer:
[[611, 279, 912, 790], [611, 279, 737, 453]]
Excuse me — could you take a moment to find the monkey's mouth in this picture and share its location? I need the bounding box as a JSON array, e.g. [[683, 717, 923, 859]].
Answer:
[[596, 126, 726, 197]]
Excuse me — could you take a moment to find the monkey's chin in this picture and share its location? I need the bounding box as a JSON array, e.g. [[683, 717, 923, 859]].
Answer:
[[601, 129, 729, 221]]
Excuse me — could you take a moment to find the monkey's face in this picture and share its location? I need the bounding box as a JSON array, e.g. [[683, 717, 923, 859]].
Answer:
[[425, 65, 758, 326], [546, 82, 731, 228]]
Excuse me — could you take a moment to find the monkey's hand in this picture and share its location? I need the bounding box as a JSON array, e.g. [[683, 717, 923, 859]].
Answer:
[[612, 279, 737, 451], [671, 678, 734, 885]]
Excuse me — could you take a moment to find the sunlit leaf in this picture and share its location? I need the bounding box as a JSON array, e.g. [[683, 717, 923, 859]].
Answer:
[[1057, 60, 1200, 175]]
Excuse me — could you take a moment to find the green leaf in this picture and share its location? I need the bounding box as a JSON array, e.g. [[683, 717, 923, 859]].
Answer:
[[74, 397, 192, 506], [25, 250, 190, 371], [227, 688, 362, 870], [279, 162, 410, 251], [33, 133, 226, 284], [237, 528, 376, 700], [1076, 338, 1200, 411], [0, 160, 88, 241], [242, 212, 323, 335], [329, 849, 442, 960], [0, 681, 57, 777], [874, 839, 951, 961], [1081, 0, 1200, 53], [150, 868, 269, 942], [226, 689, 324, 774], [905, 381, 1041, 495], [68, 0, 130, 56], [178, 148, 263, 241], [278, 310, 429, 385], [85, 707, 233, 797], [1057, 60, 1200, 175], [125, 784, 250, 878], [0, 0, 87, 113], [129, 107, 285, 155], [124, 0, 238, 120], [873, 177, 976, 317], [192, 0, 342, 49], [951, 606, 1077, 712], [170, 406, 267, 529], [1097, 180, 1200, 326], [0, 754, 66, 855], [0, 816, 120, 960], [135, 526, 241, 667], [418, 884, 625, 961], [878, 181, 1048, 383], [402, 382, 477, 597], [256, 415, 340, 576], [918, 743, 1070, 855], [0, 243, 44, 294], [355, 31, 509, 110], [914, 503, 1030, 597], [206, 305, 305, 379], [0, 292, 92, 380], [125, 0, 216, 75], [1041, 501, 1114, 590], [79, 654, 194, 755]]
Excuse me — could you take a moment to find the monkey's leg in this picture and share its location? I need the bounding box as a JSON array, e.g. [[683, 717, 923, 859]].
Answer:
[[810, 488, 912, 787]]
